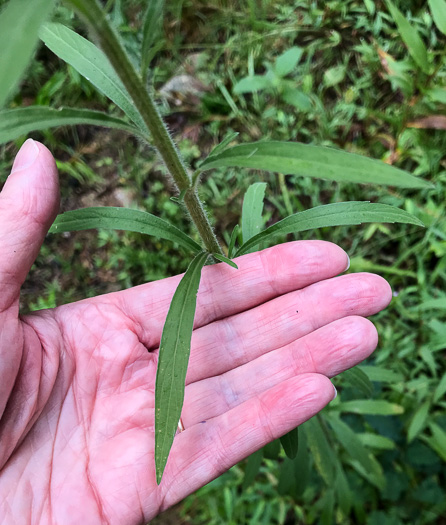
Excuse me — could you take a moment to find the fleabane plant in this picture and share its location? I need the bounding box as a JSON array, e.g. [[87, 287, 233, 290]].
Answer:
[[0, 0, 431, 483]]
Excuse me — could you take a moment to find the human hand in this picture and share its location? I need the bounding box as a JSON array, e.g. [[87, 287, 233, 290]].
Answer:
[[0, 140, 391, 524]]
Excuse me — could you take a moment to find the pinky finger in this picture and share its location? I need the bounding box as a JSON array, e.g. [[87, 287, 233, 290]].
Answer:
[[159, 373, 336, 509]]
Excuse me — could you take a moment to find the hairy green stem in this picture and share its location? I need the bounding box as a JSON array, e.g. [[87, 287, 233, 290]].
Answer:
[[63, 0, 222, 255]]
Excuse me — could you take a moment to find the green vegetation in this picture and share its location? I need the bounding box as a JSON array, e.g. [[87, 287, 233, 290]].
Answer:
[[1, 0, 446, 523]]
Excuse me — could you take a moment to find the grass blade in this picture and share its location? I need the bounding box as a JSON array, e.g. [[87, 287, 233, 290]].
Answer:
[[0, 0, 55, 107], [242, 182, 267, 245], [39, 23, 148, 133], [49, 207, 202, 254], [280, 427, 299, 459], [141, 0, 165, 78], [235, 201, 424, 257], [0, 106, 141, 144], [200, 141, 431, 189], [386, 0, 430, 73], [155, 252, 209, 483], [428, 0, 446, 35]]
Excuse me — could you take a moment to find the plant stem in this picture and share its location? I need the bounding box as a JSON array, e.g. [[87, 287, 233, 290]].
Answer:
[[63, 0, 223, 255]]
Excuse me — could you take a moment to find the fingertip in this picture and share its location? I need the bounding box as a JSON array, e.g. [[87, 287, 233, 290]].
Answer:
[[2, 139, 60, 223], [10, 139, 40, 174]]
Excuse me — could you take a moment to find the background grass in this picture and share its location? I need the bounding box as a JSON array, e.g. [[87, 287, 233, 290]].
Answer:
[[1, 0, 446, 523]]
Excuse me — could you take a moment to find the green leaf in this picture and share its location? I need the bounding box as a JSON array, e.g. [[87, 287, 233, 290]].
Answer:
[[337, 399, 404, 416], [155, 252, 209, 483], [0, 106, 141, 144], [227, 224, 240, 259], [212, 253, 238, 269], [327, 413, 385, 489], [49, 207, 202, 254], [334, 463, 352, 516], [39, 23, 148, 133], [235, 201, 424, 257], [341, 367, 374, 398], [356, 433, 396, 450], [242, 449, 263, 490], [274, 47, 303, 77], [263, 438, 281, 460], [323, 65, 347, 87], [207, 132, 240, 158], [407, 401, 431, 443], [242, 182, 267, 245], [0, 0, 56, 107], [293, 427, 310, 495], [424, 422, 446, 462], [280, 427, 299, 459], [386, 0, 430, 74], [427, 87, 446, 104], [359, 365, 405, 383], [233, 75, 271, 94], [277, 458, 296, 496], [320, 489, 335, 525], [302, 416, 337, 485], [419, 297, 446, 310], [141, 0, 165, 76], [433, 373, 446, 403], [282, 88, 312, 112], [428, 0, 446, 35], [200, 141, 431, 189]]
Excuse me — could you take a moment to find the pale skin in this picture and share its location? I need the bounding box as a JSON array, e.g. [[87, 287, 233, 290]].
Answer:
[[0, 139, 392, 524]]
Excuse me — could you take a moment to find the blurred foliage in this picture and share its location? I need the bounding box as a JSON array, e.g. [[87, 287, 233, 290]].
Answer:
[[1, 0, 446, 523]]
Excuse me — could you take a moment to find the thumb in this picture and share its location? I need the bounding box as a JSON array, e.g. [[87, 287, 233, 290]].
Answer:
[[0, 139, 60, 312]]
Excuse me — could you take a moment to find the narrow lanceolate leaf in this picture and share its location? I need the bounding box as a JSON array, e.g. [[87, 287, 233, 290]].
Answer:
[[155, 252, 209, 483], [419, 297, 446, 310], [280, 427, 299, 459], [141, 0, 165, 76], [227, 224, 240, 259], [242, 449, 263, 490], [235, 201, 424, 257], [49, 207, 202, 254], [200, 141, 431, 189], [407, 401, 431, 443], [207, 132, 240, 158], [424, 422, 446, 462], [327, 413, 385, 490], [212, 253, 238, 269], [429, 0, 446, 35], [386, 0, 430, 74], [0, 107, 141, 144], [0, 0, 55, 107], [302, 416, 338, 486], [39, 23, 148, 133], [336, 399, 404, 416], [341, 367, 374, 398], [242, 182, 267, 245]]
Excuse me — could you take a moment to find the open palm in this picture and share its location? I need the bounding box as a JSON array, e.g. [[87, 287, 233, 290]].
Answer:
[[0, 141, 391, 525]]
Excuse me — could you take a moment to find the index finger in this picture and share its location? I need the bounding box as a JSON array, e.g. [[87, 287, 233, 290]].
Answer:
[[112, 240, 349, 349]]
